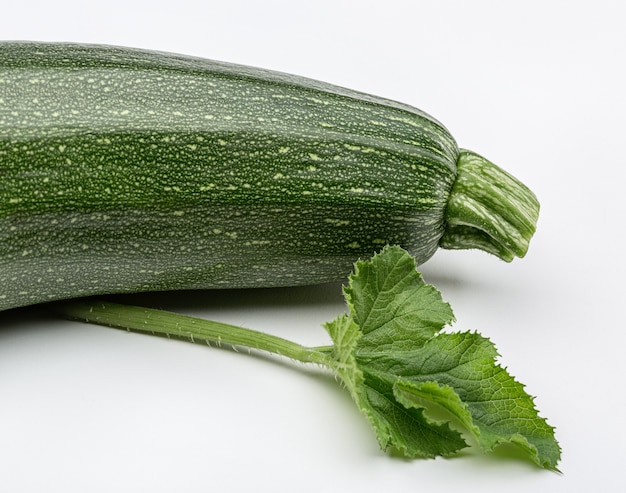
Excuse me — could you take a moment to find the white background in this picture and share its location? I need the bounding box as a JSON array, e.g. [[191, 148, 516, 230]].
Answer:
[[1, 1, 625, 491]]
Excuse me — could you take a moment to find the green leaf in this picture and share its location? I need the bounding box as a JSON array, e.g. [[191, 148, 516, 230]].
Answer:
[[325, 245, 560, 468], [61, 244, 560, 469]]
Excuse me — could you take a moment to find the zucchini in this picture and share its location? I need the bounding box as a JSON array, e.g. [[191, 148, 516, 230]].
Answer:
[[0, 42, 539, 312]]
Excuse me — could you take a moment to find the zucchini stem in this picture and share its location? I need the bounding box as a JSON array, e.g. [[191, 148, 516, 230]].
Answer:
[[440, 149, 540, 260], [58, 299, 333, 367]]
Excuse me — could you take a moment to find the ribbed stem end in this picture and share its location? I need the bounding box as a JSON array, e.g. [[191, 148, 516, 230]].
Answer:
[[440, 149, 540, 261]]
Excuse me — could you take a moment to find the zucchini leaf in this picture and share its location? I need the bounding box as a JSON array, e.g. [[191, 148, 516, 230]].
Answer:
[[323, 245, 561, 469], [59, 244, 560, 469]]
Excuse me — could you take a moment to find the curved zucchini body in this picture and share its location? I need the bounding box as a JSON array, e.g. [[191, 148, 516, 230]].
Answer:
[[0, 42, 538, 311]]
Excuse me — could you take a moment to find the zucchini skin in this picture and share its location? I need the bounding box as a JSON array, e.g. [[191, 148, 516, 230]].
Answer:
[[1, 42, 459, 310]]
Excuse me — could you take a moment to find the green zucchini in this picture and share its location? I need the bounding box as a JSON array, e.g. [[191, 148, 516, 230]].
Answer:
[[0, 42, 539, 312]]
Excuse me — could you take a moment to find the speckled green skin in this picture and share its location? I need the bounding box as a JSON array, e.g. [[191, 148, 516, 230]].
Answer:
[[0, 42, 458, 311]]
